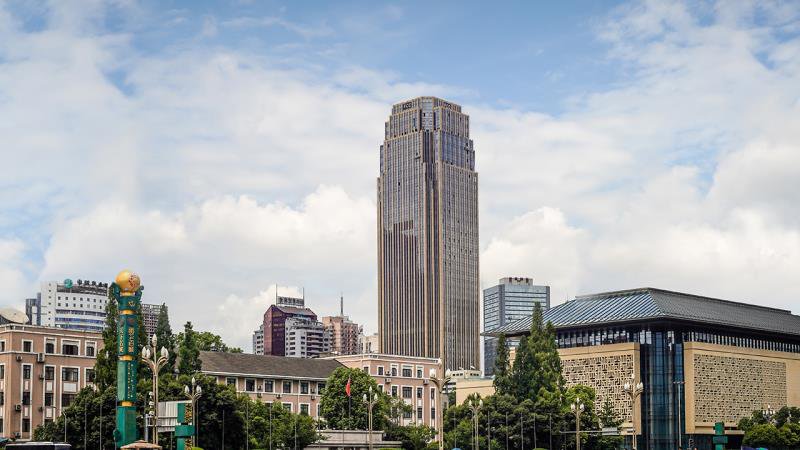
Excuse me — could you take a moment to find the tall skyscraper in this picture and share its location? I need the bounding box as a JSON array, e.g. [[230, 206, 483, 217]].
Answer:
[[483, 277, 550, 375], [378, 96, 479, 370], [141, 303, 164, 337]]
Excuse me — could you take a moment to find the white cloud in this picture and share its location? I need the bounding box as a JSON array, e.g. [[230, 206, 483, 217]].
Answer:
[[1, 0, 799, 351]]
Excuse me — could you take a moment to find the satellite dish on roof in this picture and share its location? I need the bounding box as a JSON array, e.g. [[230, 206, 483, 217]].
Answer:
[[0, 308, 28, 324]]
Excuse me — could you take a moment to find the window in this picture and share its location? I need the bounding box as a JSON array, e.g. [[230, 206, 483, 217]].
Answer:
[[226, 377, 237, 387], [431, 408, 436, 420], [246, 379, 256, 392], [402, 367, 412, 377], [0, 364, 4, 379], [86, 369, 95, 383], [85, 343, 96, 357], [0, 418, 3, 434], [377, 384, 384, 393], [22, 340, 33, 352], [23, 365, 31, 380], [317, 382, 325, 394], [45, 393, 53, 407], [22, 391, 31, 405], [300, 382, 309, 394], [0, 341, 5, 352], [377, 366, 384, 376], [391, 386, 398, 397], [416, 387, 423, 398], [0, 392, 4, 405], [391, 365, 398, 376], [62, 342, 79, 355], [283, 381, 292, 393], [416, 367, 423, 378], [282, 402, 293, 412], [403, 409, 412, 419], [62, 367, 79, 382], [22, 418, 30, 433], [402, 387, 412, 398], [300, 404, 309, 415], [45, 366, 54, 380], [265, 380, 274, 393], [417, 407, 423, 420], [430, 388, 436, 399], [62, 393, 76, 408], [363, 366, 369, 374], [45, 340, 55, 354]]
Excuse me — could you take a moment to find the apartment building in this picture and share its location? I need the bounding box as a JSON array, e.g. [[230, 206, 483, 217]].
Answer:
[[0, 324, 101, 440], [198, 351, 342, 418]]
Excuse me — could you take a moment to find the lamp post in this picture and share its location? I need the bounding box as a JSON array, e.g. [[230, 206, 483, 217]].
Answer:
[[763, 404, 775, 424], [570, 400, 585, 450], [141, 334, 169, 445], [623, 375, 644, 450], [184, 376, 203, 448], [468, 398, 483, 450], [429, 362, 451, 450], [364, 386, 378, 450]]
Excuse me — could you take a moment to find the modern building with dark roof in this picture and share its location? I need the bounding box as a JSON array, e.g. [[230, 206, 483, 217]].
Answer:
[[487, 287, 800, 450], [199, 351, 343, 418]]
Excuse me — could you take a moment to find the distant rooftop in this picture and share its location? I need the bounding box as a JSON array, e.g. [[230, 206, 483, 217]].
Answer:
[[488, 287, 800, 338], [199, 351, 342, 379]]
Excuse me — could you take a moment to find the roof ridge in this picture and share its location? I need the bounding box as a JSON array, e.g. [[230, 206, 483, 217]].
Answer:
[[646, 287, 792, 314]]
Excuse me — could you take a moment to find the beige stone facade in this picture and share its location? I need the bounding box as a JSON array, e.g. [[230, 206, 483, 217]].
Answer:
[[0, 324, 101, 440], [334, 354, 443, 431], [683, 342, 800, 434], [559, 342, 641, 434]]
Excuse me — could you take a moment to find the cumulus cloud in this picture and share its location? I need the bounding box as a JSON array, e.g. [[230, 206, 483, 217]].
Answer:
[[1, 1, 799, 350]]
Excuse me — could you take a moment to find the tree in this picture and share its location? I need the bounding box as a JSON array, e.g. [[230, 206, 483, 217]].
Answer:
[[563, 385, 599, 450], [385, 423, 437, 450], [595, 398, 624, 450], [178, 321, 201, 375], [492, 333, 513, 396], [154, 303, 177, 371], [739, 407, 800, 450], [94, 296, 118, 389], [320, 367, 391, 430], [34, 386, 117, 450]]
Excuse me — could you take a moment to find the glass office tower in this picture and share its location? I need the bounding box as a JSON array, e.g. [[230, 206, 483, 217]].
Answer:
[[377, 97, 479, 371], [483, 277, 550, 375]]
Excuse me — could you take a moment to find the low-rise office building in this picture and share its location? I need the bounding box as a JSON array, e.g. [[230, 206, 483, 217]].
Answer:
[[198, 351, 342, 418], [333, 354, 443, 430], [0, 324, 102, 441], [489, 287, 800, 450]]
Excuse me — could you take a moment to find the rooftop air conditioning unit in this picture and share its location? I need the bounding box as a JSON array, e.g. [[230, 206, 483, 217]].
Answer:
[[36, 353, 46, 363], [15, 404, 22, 411], [423, 379, 429, 385], [16, 355, 23, 362], [384, 377, 391, 384]]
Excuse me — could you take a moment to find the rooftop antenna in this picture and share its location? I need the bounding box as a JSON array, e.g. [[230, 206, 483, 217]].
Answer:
[[340, 293, 344, 317]]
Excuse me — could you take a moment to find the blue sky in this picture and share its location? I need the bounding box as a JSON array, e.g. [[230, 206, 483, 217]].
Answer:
[[1, 1, 799, 350]]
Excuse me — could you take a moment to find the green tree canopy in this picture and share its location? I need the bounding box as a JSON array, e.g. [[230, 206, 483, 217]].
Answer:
[[154, 303, 177, 371], [177, 321, 201, 375], [93, 295, 118, 389], [320, 367, 391, 430], [492, 333, 513, 397]]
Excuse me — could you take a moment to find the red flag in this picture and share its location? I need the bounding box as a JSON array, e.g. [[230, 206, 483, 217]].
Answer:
[[345, 375, 352, 397]]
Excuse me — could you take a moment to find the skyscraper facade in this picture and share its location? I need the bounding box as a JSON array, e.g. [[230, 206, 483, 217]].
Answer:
[[483, 277, 550, 375], [377, 96, 479, 370]]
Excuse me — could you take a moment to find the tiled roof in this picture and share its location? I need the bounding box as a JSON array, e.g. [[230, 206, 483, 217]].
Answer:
[[199, 351, 343, 379], [273, 305, 317, 316], [489, 288, 800, 338]]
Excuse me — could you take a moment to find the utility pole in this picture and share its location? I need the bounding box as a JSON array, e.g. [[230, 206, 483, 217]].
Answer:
[[571, 400, 585, 450]]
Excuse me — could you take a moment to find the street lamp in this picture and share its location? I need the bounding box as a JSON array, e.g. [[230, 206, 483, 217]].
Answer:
[[570, 400, 585, 450], [763, 404, 775, 423], [141, 334, 169, 445], [673, 380, 685, 450], [184, 376, 203, 448], [468, 398, 483, 450], [623, 375, 644, 450], [364, 386, 378, 450], [429, 362, 451, 450]]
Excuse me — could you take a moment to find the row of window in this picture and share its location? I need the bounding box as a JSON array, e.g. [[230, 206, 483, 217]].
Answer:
[[365, 364, 428, 378], [0, 364, 94, 383], [228, 378, 325, 395], [0, 339, 96, 356]]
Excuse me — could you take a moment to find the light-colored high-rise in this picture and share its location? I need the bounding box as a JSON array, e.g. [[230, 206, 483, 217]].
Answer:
[[377, 96, 479, 370]]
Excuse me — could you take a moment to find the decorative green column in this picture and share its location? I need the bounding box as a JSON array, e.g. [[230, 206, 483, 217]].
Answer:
[[112, 270, 143, 448]]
